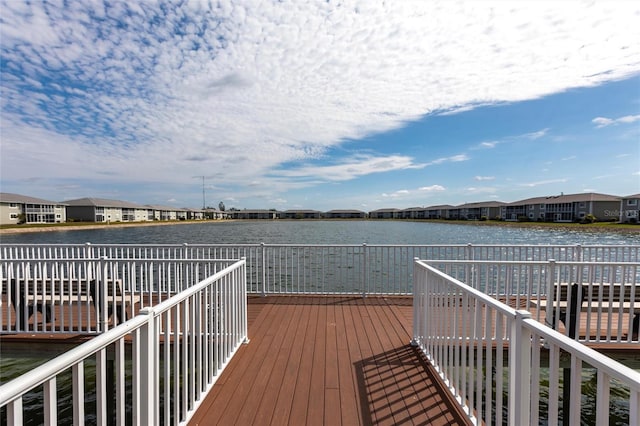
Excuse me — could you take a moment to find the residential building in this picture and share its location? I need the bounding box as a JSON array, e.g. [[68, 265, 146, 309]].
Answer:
[[280, 210, 322, 219], [368, 208, 401, 219], [202, 208, 228, 220], [449, 201, 506, 220], [620, 194, 640, 223], [502, 193, 621, 222], [323, 210, 367, 219], [424, 205, 455, 219], [65, 198, 151, 222], [399, 207, 426, 219], [0, 193, 67, 225], [230, 209, 278, 220]]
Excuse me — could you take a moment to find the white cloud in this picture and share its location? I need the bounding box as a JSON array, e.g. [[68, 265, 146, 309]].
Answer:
[[474, 176, 495, 181], [593, 115, 640, 128], [520, 178, 569, 187], [276, 155, 424, 182], [426, 154, 470, 166], [382, 190, 410, 198], [523, 128, 549, 140], [1, 1, 639, 205], [419, 185, 446, 192], [479, 141, 499, 149]]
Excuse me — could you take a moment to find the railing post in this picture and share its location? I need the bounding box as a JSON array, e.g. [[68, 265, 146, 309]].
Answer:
[[8, 398, 23, 425], [261, 243, 266, 297], [362, 243, 368, 298], [100, 257, 109, 332], [575, 244, 583, 262], [509, 310, 532, 426], [466, 243, 473, 261], [545, 260, 556, 327], [136, 308, 155, 426], [410, 258, 420, 346]]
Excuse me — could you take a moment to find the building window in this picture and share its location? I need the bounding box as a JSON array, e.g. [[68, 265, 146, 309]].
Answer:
[[529, 205, 535, 210], [9, 203, 18, 208], [10, 213, 18, 219], [579, 202, 586, 208], [540, 204, 546, 209], [628, 199, 638, 206]]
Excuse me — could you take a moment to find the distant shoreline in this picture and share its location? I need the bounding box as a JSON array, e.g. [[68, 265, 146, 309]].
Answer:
[[1, 218, 639, 236], [0, 220, 206, 235]]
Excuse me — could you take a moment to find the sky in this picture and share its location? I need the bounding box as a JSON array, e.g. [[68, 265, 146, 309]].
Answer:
[[1, 0, 639, 211]]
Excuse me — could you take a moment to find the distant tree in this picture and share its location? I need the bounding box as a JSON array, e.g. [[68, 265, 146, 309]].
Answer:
[[218, 201, 226, 211]]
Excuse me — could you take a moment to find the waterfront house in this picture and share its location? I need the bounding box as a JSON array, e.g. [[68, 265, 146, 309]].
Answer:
[[323, 209, 367, 219], [400, 207, 427, 219], [0, 192, 67, 225], [423, 204, 454, 219], [620, 193, 640, 223], [280, 209, 322, 219], [65, 197, 152, 222], [449, 201, 506, 220], [368, 208, 401, 219], [202, 208, 228, 220], [501, 192, 621, 222], [231, 209, 278, 220]]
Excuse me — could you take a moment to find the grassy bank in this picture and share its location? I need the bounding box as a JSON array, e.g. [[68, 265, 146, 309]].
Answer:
[[0, 219, 207, 234], [406, 219, 640, 232]]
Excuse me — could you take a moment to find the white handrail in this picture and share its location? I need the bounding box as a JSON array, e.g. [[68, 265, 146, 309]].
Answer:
[[0, 258, 248, 425], [413, 259, 640, 426]]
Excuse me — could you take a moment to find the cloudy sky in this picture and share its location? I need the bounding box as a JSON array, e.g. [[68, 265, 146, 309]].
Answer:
[[1, 1, 639, 211]]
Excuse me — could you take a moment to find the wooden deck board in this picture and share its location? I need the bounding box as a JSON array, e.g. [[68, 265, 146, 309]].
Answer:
[[189, 295, 472, 426]]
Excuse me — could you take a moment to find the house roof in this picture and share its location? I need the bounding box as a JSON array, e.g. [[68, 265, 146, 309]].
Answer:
[[324, 209, 366, 214], [369, 208, 401, 213], [64, 197, 144, 209], [622, 194, 640, 199], [455, 201, 506, 208], [0, 192, 66, 206], [507, 192, 621, 206], [424, 205, 456, 210]]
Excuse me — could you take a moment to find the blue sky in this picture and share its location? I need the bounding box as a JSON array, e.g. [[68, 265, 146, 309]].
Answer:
[[1, 1, 639, 211]]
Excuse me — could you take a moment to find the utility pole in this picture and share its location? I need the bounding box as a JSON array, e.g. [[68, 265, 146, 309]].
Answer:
[[193, 176, 207, 209], [201, 176, 205, 209]]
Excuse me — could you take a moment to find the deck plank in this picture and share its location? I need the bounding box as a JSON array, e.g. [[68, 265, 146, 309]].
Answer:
[[190, 295, 473, 426]]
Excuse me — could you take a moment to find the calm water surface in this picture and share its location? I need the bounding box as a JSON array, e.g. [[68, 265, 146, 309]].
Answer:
[[1, 220, 639, 245]]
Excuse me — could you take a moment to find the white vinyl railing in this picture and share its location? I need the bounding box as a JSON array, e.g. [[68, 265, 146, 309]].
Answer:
[[0, 258, 248, 425], [412, 260, 640, 426], [2, 244, 639, 296], [426, 260, 640, 344], [0, 258, 239, 333]]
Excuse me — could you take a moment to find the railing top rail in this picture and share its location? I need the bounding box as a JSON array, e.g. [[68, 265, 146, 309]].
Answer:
[[424, 259, 640, 266], [0, 258, 243, 263], [424, 259, 552, 265], [522, 316, 640, 391], [416, 260, 518, 317], [2, 243, 638, 248], [0, 314, 149, 406], [150, 258, 246, 316]]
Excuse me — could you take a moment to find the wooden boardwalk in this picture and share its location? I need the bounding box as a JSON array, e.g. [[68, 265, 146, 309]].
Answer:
[[189, 295, 471, 426]]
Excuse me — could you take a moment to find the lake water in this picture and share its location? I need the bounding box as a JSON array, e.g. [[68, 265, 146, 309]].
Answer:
[[2, 220, 639, 245]]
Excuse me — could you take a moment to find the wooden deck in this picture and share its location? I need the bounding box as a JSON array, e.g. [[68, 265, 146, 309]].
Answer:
[[189, 295, 471, 426]]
